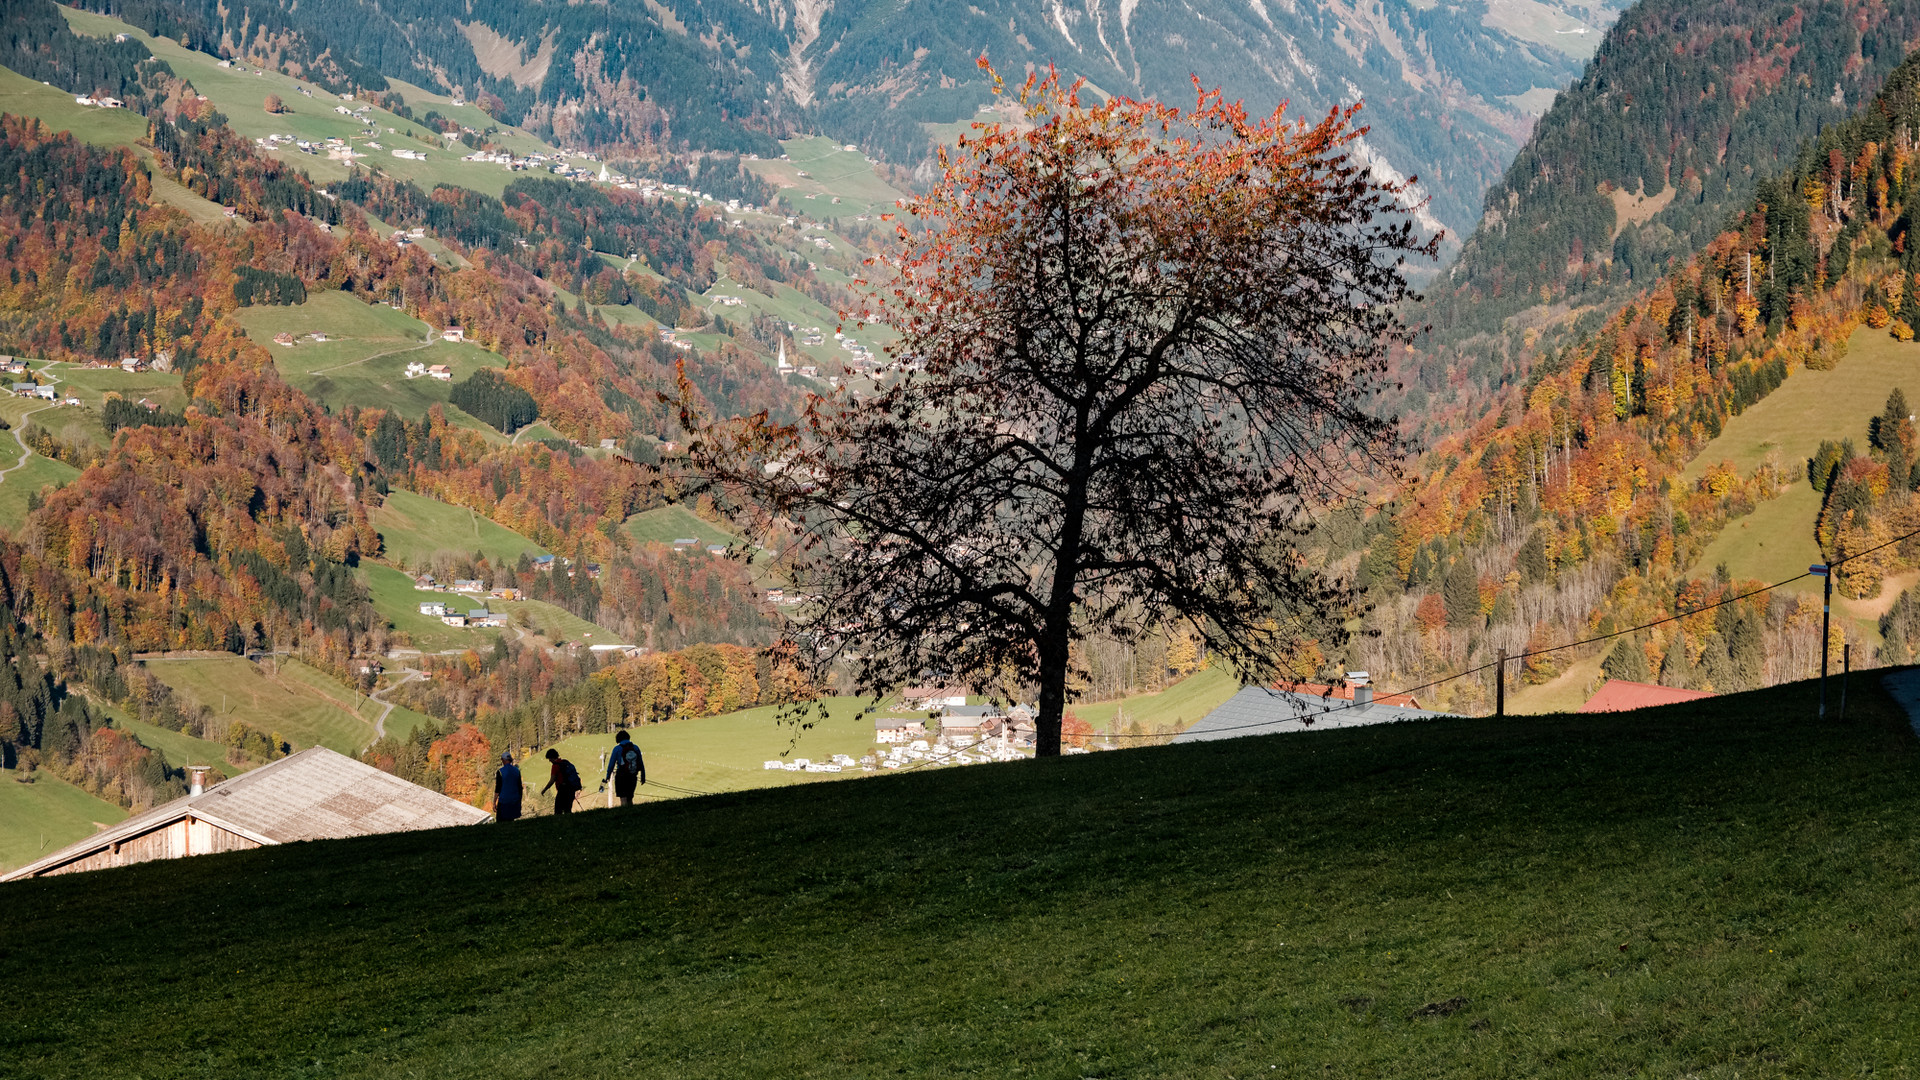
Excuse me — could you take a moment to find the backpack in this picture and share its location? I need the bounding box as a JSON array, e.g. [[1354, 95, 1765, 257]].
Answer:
[[559, 759, 582, 792], [613, 742, 640, 780]]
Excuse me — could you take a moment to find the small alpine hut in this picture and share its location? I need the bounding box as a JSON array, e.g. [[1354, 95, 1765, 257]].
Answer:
[[1, 747, 491, 882]]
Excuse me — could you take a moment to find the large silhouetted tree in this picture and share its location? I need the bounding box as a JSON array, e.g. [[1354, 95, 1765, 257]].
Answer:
[[688, 66, 1434, 755]]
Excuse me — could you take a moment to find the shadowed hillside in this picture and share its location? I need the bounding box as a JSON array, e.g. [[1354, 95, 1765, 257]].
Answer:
[[2, 675, 1916, 1077]]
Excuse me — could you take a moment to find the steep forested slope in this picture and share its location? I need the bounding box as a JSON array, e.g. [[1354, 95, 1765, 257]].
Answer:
[[72, 0, 1629, 245], [1410, 0, 1920, 411], [1331, 46, 1920, 713]]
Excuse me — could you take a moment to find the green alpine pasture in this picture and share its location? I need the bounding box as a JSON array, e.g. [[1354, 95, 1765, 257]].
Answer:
[[371, 489, 548, 570], [621, 503, 736, 548], [3, 675, 1917, 1078], [0, 454, 80, 532], [139, 656, 378, 755], [1682, 327, 1920, 644], [0, 770, 125, 874], [749, 135, 908, 219], [232, 292, 507, 435]]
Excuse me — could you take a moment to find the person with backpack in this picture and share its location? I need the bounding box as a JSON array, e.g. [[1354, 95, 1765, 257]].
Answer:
[[601, 729, 646, 807], [493, 752, 524, 822], [540, 747, 582, 815]]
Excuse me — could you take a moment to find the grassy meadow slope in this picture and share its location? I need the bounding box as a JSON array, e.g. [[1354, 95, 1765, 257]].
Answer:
[[0, 771, 125, 873], [3, 677, 1916, 1077], [372, 489, 548, 569], [1678, 328, 1920, 645]]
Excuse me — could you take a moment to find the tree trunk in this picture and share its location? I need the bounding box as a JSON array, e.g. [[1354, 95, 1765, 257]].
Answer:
[[1034, 627, 1069, 757]]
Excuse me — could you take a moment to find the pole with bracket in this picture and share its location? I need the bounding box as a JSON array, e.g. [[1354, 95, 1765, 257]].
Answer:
[[1496, 649, 1506, 719], [1812, 563, 1831, 720], [1841, 642, 1851, 722]]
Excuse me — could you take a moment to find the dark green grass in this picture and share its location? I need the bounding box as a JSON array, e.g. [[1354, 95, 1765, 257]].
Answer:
[[3, 677, 1918, 1078]]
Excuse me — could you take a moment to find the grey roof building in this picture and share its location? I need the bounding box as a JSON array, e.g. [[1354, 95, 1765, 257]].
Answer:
[[2, 746, 491, 882], [1172, 684, 1455, 744]]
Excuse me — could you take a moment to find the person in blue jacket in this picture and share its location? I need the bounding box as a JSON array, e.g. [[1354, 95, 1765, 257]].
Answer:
[[493, 752, 523, 822], [602, 729, 646, 807]]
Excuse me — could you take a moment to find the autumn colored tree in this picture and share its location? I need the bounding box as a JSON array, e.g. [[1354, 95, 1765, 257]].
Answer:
[[264, 94, 285, 114], [690, 67, 1433, 755]]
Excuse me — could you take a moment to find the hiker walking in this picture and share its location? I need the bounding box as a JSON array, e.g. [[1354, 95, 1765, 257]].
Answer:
[[540, 747, 582, 815], [601, 729, 646, 807], [493, 752, 524, 822]]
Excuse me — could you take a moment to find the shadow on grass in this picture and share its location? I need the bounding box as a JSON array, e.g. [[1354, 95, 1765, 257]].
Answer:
[[2, 674, 1917, 1078]]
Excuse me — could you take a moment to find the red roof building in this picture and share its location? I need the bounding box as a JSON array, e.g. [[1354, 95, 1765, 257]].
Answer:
[[1579, 679, 1715, 713]]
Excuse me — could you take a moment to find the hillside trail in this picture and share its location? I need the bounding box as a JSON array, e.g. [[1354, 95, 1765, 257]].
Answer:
[[366, 668, 423, 744], [1878, 669, 1920, 738], [308, 339, 434, 376], [0, 366, 65, 483]]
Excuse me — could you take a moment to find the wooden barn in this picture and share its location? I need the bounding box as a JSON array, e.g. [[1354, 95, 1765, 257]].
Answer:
[[1, 747, 491, 882]]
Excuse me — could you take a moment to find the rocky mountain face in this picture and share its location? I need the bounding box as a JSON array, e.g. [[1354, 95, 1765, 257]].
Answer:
[[87, 0, 1631, 246]]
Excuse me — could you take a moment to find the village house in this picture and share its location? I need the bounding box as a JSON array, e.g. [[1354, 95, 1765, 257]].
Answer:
[[874, 718, 927, 744], [531, 554, 556, 570], [10, 382, 36, 397], [672, 538, 699, 551], [1, 359, 26, 375], [441, 612, 468, 627], [439, 326, 465, 342], [451, 578, 485, 592], [0, 748, 491, 881], [120, 356, 140, 371], [490, 587, 522, 601], [468, 609, 503, 627], [405, 361, 427, 378], [902, 686, 969, 710], [427, 364, 452, 380], [33, 385, 55, 401], [413, 574, 438, 589], [273, 333, 296, 346], [936, 705, 1005, 747], [418, 601, 447, 617]]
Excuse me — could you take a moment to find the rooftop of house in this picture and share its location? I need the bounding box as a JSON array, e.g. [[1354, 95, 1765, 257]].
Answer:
[[1579, 680, 1715, 713], [1, 747, 491, 881], [1170, 685, 1455, 745]]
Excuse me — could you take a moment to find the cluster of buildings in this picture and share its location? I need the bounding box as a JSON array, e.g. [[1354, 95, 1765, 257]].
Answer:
[[416, 599, 506, 628], [405, 361, 453, 380], [72, 94, 124, 109]]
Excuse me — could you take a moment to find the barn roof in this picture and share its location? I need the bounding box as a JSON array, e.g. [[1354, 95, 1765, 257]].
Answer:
[[1578, 680, 1715, 713], [1171, 685, 1455, 744], [3, 747, 490, 882]]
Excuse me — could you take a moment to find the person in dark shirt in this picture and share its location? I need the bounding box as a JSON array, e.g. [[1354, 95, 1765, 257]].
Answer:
[[601, 729, 646, 807], [493, 752, 523, 822], [540, 747, 582, 815]]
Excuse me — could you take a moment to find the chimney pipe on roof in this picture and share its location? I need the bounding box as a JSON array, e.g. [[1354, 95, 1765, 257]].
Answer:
[[1354, 684, 1372, 707], [188, 765, 209, 797]]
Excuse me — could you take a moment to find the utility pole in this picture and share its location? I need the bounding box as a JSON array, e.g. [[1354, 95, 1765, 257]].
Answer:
[[1812, 563, 1832, 719], [1495, 649, 1506, 719], [1841, 642, 1852, 722]]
